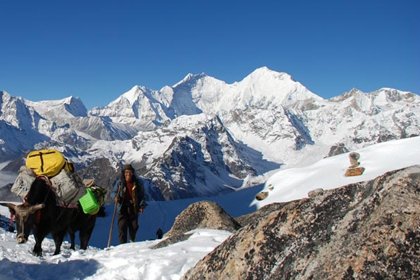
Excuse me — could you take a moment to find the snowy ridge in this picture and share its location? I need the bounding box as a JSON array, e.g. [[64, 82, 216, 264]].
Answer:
[[254, 136, 420, 207], [89, 85, 172, 130], [26, 96, 88, 120], [88, 67, 320, 125]]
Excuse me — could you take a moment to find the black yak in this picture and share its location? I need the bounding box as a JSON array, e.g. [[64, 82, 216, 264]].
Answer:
[[1, 177, 97, 256]]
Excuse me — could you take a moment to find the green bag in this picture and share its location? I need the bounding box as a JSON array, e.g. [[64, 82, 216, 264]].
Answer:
[[79, 188, 100, 215]]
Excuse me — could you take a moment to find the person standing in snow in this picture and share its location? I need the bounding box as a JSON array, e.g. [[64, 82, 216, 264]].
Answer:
[[114, 164, 147, 244]]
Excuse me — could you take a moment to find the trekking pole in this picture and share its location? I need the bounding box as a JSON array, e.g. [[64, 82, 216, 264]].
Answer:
[[107, 184, 121, 248]]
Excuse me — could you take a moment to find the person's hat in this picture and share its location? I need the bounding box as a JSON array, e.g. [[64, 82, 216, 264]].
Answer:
[[123, 164, 135, 172]]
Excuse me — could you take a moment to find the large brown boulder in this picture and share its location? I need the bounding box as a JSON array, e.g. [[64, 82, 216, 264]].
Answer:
[[153, 200, 241, 249], [182, 166, 420, 280]]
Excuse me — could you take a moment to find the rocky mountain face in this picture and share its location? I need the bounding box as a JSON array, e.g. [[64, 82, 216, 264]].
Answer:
[[141, 115, 279, 200], [181, 165, 420, 280], [76, 158, 119, 202], [0, 67, 419, 201]]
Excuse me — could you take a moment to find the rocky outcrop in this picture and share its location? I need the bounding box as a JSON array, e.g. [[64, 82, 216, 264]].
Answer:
[[182, 166, 420, 280], [327, 143, 349, 157], [77, 158, 119, 202], [153, 201, 241, 249]]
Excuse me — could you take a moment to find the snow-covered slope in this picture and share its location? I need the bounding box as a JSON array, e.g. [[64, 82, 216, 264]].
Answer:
[[254, 136, 420, 207]]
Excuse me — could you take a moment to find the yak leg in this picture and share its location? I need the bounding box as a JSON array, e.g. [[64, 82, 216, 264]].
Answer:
[[52, 229, 67, 255], [33, 231, 47, 257], [79, 231, 89, 250], [69, 228, 76, 250], [79, 216, 96, 250], [79, 228, 92, 250]]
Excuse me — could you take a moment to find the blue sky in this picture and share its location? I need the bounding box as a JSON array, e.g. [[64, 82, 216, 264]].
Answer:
[[1, 0, 419, 109]]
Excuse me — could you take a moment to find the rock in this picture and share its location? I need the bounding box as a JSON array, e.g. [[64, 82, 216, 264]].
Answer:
[[344, 166, 365, 177], [0, 183, 20, 202], [255, 191, 269, 201], [0, 157, 24, 172], [77, 158, 119, 203], [152, 201, 241, 249], [349, 152, 360, 168], [182, 166, 420, 280], [235, 203, 284, 227], [308, 188, 324, 198], [327, 143, 349, 157]]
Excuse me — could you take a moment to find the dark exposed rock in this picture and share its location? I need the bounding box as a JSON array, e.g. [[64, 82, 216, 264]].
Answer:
[[153, 201, 241, 249], [327, 143, 349, 157], [0, 158, 23, 202], [0, 183, 20, 202], [0, 157, 24, 172], [77, 158, 119, 203], [255, 191, 269, 201], [140, 115, 280, 201], [308, 188, 324, 198], [182, 166, 420, 280]]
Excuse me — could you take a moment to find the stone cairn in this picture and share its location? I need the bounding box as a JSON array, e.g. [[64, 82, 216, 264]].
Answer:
[[344, 152, 365, 176], [255, 184, 273, 201]]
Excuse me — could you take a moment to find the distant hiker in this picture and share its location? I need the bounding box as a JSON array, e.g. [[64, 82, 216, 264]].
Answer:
[[156, 228, 163, 239], [114, 164, 147, 244]]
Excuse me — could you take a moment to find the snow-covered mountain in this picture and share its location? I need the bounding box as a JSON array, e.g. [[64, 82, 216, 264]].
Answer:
[[90, 85, 173, 129], [0, 92, 49, 159], [0, 67, 419, 200], [300, 88, 420, 149], [139, 115, 279, 200], [26, 96, 88, 120]]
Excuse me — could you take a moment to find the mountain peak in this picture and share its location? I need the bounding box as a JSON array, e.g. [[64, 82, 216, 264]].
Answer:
[[63, 96, 77, 103], [22, 96, 88, 118], [231, 67, 321, 105], [63, 96, 88, 117], [245, 66, 293, 81], [116, 85, 149, 105], [0, 90, 19, 102], [173, 73, 209, 88], [0, 90, 9, 97]]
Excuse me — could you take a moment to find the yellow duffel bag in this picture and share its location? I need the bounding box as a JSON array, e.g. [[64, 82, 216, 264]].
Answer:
[[26, 149, 66, 178]]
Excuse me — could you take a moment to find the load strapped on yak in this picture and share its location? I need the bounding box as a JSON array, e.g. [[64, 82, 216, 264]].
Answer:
[[80, 178, 107, 215], [11, 149, 106, 215]]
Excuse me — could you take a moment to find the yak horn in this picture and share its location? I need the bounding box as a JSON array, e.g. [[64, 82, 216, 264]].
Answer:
[[28, 204, 45, 214], [0, 202, 18, 212]]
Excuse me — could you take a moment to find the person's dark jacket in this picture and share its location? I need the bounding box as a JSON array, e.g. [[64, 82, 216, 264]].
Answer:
[[115, 175, 146, 214]]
